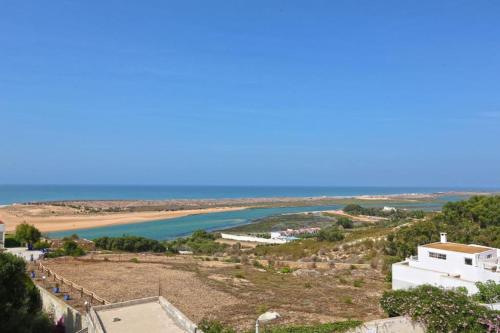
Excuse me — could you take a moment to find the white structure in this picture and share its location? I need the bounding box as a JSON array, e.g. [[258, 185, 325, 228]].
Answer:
[[0, 220, 5, 249], [392, 233, 499, 294], [220, 233, 293, 244]]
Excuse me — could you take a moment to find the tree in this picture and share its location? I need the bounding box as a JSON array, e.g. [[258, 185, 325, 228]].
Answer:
[[15, 223, 41, 247], [0, 253, 53, 333]]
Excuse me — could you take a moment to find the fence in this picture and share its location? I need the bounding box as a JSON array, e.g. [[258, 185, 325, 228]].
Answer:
[[37, 262, 110, 306]]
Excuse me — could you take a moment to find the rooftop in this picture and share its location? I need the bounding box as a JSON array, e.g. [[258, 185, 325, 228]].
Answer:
[[423, 242, 492, 254]]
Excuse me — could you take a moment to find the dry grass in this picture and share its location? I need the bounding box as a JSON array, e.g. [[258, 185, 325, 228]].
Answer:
[[41, 253, 387, 331]]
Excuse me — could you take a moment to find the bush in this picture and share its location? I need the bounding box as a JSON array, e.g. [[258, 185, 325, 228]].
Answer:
[[337, 217, 354, 229], [47, 240, 86, 258], [94, 236, 166, 253], [474, 280, 500, 304], [33, 240, 51, 250], [164, 230, 227, 255], [264, 320, 361, 333], [198, 319, 236, 333], [380, 285, 500, 332], [317, 226, 344, 242], [4, 235, 21, 248]]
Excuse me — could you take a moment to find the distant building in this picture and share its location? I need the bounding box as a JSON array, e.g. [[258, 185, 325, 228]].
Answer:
[[277, 227, 321, 237], [392, 233, 499, 294], [0, 220, 5, 249], [382, 206, 396, 212]]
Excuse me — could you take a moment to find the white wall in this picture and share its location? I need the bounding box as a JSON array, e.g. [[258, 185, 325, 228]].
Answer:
[[220, 233, 288, 244], [0, 223, 5, 248], [393, 262, 479, 294], [412, 246, 499, 283]]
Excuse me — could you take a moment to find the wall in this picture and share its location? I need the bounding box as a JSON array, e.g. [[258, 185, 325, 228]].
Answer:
[[37, 285, 88, 333], [349, 316, 425, 333], [220, 233, 288, 244]]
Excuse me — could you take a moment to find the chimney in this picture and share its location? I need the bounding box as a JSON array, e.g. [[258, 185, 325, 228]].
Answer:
[[440, 232, 447, 243]]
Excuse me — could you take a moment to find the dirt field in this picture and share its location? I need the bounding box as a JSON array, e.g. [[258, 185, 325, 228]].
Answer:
[[40, 254, 387, 331]]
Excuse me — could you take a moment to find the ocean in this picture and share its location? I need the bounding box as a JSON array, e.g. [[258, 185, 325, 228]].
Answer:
[[0, 185, 494, 205]]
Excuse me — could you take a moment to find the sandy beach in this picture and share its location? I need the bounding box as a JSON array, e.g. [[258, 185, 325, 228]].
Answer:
[[0, 205, 247, 233]]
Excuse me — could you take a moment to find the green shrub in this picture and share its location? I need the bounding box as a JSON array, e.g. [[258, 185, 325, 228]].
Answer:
[[317, 226, 344, 242], [380, 285, 500, 332], [47, 240, 86, 258], [198, 319, 236, 333], [130, 258, 140, 263], [94, 236, 166, 253], [280, 267, 293, 274], [33, 240, 51, 250], [264, 320, 362, 333], [474, 280, 500, 303], [337, 217, 354, 229], [4, 235, 21, 248]]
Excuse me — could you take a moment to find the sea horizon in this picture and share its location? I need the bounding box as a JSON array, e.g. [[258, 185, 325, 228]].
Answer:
[[0, 184, 498, 205]]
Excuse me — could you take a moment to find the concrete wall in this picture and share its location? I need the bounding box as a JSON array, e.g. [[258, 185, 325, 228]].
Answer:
[[37, 285, 88, 333], [220, 233, 288, 244], [349, 316, 425, 333]]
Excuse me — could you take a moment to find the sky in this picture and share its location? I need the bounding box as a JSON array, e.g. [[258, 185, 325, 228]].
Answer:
[[1, 1, 499, 187]]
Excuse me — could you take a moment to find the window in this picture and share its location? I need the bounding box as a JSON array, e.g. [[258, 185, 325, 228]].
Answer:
[[465, 258, 473, 265], [429, 252, 447, 260], [487, 254, 493, 259]]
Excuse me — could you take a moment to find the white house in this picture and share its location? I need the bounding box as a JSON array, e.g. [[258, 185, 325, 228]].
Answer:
[[0, 220, 5, 249], [392, 233, 499, 294]]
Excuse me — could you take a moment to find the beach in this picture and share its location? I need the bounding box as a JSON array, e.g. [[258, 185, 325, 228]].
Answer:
[[0, 205, 248, 233]]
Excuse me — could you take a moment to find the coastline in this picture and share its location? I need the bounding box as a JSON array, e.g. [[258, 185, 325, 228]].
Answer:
[[0, 206, 248, 233], [0, 191, 495, 234]]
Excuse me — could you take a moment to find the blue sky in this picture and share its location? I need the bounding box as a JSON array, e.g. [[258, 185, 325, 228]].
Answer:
[[1, 1, 499, 187]]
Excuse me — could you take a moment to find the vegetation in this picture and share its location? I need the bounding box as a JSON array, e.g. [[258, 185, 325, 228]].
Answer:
[[198, 319, 361, 333], [317, 226, 344, 242], [336, 216, 353, 229], [222, 213, 336, 234], [380, 285, 499, 333], [385, 196, 500, 260], [474, 280, 500, 304], [94, 235, 166, 253], [14, 223, 41, 247], [165, 230, 227, 255], [4, 234, 21, 247], [0, 252, 53, 333], [344, 204, 425, 219], [33, 240, 51, 250], [47, 240, 86, 258]]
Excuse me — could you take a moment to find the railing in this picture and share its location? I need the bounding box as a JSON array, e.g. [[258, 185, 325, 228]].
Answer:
[[36, 262, 110, 305]]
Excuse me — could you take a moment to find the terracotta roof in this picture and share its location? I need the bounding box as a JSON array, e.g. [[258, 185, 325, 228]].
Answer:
[[423, 242, 492, 254], [0, 220, 4, 224]]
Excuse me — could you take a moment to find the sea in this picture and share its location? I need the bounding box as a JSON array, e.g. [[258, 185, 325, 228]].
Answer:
[[0, 185, 494, 205], [1, 185, 496, 240]]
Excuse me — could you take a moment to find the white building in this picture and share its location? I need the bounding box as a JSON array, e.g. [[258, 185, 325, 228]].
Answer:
[[0, 220, 5, 249], [392, 233, 499, 294]]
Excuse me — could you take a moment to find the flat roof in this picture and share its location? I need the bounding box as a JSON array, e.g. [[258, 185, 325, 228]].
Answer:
[[423, 242, 492, 254], [95, 300, 187, 333]]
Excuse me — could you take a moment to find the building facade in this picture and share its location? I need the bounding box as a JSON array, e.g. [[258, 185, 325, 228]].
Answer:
[[392, 233, 499, 294]]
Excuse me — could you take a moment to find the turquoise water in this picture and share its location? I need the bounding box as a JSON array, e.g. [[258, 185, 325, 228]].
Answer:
[[49, 205, 343, 240], [0, 185, 496, 204]]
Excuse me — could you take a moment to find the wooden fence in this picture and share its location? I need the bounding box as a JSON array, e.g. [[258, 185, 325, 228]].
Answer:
[[37, 262, 110, 305]]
